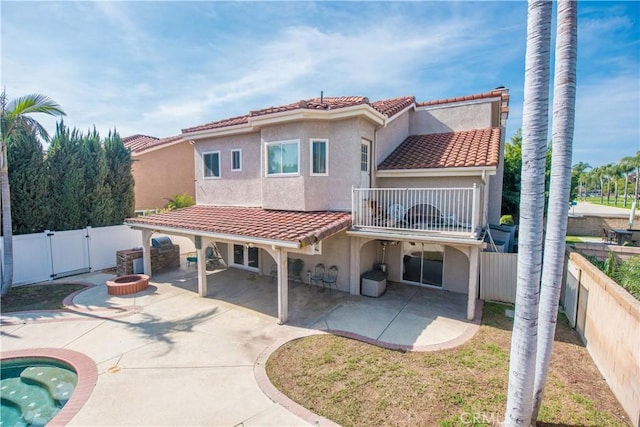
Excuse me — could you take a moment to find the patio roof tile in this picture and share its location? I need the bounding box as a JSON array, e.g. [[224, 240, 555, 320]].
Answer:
[[125, 206, 352, 247], [378, 128, 501, 170]]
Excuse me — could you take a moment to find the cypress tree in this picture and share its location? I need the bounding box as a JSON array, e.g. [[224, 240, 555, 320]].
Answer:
[[46, 121, 86, 230], [104, 130, 134, 224], [6, 128, 50, 234], [81, 128, 114, 227]]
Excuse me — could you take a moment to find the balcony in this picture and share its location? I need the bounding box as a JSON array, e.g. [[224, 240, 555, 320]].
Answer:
[[351, 186, 481, 238]]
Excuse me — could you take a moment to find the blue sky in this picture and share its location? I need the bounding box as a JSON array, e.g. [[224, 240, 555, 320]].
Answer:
[[2, 1, 638, 168]]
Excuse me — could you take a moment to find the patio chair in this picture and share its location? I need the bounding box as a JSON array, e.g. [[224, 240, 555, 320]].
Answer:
[[310, 264, 325, 289], [602, 228, 615, 244], [322, 265, 339, 294]]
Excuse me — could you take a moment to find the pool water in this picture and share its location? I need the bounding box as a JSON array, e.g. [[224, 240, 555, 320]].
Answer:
[[0, 358, 77, 427]]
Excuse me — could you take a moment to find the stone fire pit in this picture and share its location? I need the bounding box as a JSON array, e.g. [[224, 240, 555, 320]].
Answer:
[[106, 274, 150, 296]]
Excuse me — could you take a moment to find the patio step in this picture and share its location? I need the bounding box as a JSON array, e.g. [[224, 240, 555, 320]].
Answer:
[[0, 377, 59, 425], [20, 366, 77, 402]]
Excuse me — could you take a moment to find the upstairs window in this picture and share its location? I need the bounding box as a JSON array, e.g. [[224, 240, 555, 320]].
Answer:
[[203, 151, 220, 178], [310, 139, 328, 176], [231, 149, 242, 171], [266, 140, 299, 175]]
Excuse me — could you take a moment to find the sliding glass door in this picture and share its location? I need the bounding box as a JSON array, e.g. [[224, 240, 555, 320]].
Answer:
[[230, 244, 259, 271], [401, 242, 443, 287]]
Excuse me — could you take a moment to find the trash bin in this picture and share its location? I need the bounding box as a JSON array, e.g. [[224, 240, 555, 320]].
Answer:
[[361, 270, 387, 297]]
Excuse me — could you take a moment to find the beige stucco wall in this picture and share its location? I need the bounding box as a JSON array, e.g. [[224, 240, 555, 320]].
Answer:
[[261, 118, 369, 211], [443, 246, 469, 293], [410, 103, 493, 135], [132, 142, 195, 210], [566, 251, 640, 426], [194, 133, 262, 207]]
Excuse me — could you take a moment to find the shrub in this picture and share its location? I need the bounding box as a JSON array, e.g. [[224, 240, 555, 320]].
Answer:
[[165, 193, 195, 210], [499, 215, 515, 225], [614, 256, 640, 300]]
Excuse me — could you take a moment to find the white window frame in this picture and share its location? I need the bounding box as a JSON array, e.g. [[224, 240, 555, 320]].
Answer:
[[265, 139, 300, 176], [231, 149, 242, 172], [203, 150, 221, 179], [309, 138, 329, 176]]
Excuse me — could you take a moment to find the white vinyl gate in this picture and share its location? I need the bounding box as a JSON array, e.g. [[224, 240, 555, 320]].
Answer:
[[4, 225, 143, 285], [48, 229, 91, 279], [479, 252, 518, 304]]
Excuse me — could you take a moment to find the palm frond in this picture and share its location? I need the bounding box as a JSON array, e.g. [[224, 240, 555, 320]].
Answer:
[[7, 94, 66, 118]]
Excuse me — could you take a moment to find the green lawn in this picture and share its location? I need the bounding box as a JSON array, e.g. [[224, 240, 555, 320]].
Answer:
[[267, 303, 631, 426], [583, 196, 636, 210]]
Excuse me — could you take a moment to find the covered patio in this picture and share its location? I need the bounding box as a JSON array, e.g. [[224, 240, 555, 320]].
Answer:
[[154, 265, 479, 350], [125, 205, 352, 324]]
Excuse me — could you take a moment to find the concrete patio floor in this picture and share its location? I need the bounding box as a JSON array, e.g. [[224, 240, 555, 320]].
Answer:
[[0, 265, 481, 426]]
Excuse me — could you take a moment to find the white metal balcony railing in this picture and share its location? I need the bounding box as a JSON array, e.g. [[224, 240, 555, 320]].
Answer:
[[352, 186, 481, 237]]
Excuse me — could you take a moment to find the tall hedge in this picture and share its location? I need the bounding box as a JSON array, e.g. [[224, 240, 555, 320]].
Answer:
[[46, 122, 87, 231], [7, 122, 135, 234], [7, 128, 50, 234], [82, 127, 114, 227], [104, 131, 134, 224]]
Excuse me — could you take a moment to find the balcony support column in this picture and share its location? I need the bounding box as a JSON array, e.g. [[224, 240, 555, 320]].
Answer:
[[467, 246, 480, 320], [349, 237, 361, 295]]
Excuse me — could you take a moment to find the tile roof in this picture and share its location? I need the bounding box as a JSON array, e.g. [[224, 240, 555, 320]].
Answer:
[[378, 128, 502, 170], [182, 95, 416, 134], [371, 96, 415, 117], [182, 89, 507, 135], [126, 205, 352, 247], [123, 134, 183, 154]]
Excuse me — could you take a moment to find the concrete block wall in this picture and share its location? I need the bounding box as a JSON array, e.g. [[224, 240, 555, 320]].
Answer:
[[571, 242, 640, 262], [566, 251, 640, 426], [567, 214, 632, 236]]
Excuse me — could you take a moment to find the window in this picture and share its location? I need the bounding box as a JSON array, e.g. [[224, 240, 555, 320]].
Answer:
[[310, 139, 328, 175], [203, 151, 220, 178], [231, 149, 242, 171], [266, 140, 299, 175], [361, 143, 369, 172]]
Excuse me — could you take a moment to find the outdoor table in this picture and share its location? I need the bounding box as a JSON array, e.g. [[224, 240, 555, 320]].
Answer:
[[611, 228, 633, 245]]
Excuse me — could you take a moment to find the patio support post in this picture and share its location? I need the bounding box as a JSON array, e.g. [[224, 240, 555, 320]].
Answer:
[[196, 238, 207, 297], [349, 237, 361, 295], [467, 246, 480, 320], [276, 249, 288, 324], [141, 229, 153, 276]]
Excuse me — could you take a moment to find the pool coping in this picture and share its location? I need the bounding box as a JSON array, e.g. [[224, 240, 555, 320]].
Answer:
[[0, 348, 98, 427]]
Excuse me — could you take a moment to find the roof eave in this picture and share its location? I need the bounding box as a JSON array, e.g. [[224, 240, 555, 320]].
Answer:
[[132, 138, 185, 156], [182, 104, 386, 140], [376, 166, 497, 178], [416, 96, 502, 112], [125, 221, 302, 249], [383, 103, 416, 126]]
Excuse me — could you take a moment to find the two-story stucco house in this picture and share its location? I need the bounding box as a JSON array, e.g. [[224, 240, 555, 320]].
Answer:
[[123, 134, 196, 212], [126, 88, 509, 324]]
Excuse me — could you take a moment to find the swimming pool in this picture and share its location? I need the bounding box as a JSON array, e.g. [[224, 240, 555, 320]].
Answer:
[[0, 357, 77, 426], [0, 349, 97, 426]]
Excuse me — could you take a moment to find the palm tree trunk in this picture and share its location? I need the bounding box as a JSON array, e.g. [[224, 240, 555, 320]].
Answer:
[[635, 166, 639, 202], [531, 0, 577, 421], [504, 1, 552, 425], [624, 173, 629, 207], [0, 141, 14, 296]]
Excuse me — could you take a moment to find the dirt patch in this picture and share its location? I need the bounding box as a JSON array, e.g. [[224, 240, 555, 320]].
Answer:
[[1, 283, 87, 312]]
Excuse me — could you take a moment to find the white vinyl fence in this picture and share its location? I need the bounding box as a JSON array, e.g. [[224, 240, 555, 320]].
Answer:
[[3, 225, 143, 285], [479, 252, 518, 303]]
